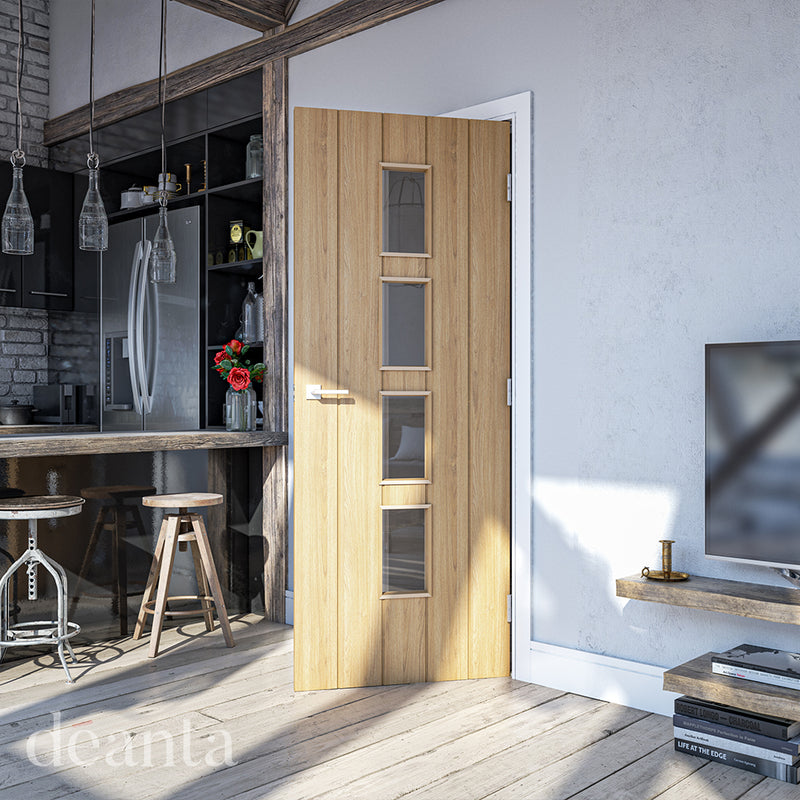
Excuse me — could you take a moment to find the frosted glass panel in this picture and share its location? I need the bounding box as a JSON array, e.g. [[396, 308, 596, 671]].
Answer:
[[382, 282, 425, 367], [382, 170, 426, 253], [383, 395, 425, 480], [382, 508, 426, 594]]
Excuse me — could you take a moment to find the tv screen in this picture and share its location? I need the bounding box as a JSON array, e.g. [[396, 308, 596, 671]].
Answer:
[[706, 340, 800, 570]]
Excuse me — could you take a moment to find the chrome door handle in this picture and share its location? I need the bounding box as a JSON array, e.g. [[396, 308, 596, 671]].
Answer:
[[127, 240, 144, 416], [306, 384, 350, 400], [29, 290, 69, 297]]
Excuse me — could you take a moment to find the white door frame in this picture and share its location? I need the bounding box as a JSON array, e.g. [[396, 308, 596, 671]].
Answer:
[[442, 92, 533, 682]]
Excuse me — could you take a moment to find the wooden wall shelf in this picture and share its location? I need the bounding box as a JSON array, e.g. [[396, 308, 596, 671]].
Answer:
[[664, 651, 800, 719], [616, 573, 800, 625]]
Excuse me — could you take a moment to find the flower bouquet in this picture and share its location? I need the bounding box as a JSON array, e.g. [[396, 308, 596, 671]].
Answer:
[[213, 339, 265, 431]]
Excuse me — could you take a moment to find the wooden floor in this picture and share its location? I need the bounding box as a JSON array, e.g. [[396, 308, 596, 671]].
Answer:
[[0, 616, 798, 800]]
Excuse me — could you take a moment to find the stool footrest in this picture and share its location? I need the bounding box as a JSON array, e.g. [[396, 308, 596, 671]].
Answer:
[[1, 619, 80, 647], [142, 596, 215, 618]]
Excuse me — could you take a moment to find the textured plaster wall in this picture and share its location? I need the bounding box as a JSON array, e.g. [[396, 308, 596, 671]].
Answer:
[[287, 0, 800, 670]]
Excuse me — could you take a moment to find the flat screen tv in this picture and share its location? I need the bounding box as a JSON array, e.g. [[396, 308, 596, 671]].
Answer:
[[706, 340, 800, 572]]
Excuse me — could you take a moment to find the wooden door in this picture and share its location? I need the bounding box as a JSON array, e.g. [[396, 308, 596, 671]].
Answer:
[[294, 107, 510, 689]]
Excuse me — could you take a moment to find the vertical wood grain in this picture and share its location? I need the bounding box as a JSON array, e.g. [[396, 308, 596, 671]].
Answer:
[[427, 115, 471, 682], [468, 119, 511, 679], [382, 597, 427, 684], [293, 107, 339, 690], [337, 110, 383, 688], [262, 59, 289, 623]]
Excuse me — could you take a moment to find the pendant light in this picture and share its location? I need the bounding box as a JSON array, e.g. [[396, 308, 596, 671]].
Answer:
[[149, 0, 176, 284], [78, 0, 108, 251], [2, 0, 33, 256]]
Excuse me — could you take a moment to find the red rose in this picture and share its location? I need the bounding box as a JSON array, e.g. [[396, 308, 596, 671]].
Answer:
[[227, 367, 251, 391], [214, 350, 227, 366], [226, 339, 242, 355]]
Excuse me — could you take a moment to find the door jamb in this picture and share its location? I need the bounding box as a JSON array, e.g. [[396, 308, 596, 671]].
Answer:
[[442, 92, 533, 682]]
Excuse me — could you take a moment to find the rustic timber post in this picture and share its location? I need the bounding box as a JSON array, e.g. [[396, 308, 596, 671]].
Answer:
[[262, 57, 289, 622]]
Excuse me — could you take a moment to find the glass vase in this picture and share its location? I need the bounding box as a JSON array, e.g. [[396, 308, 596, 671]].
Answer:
[[225, 386, 257, 432]]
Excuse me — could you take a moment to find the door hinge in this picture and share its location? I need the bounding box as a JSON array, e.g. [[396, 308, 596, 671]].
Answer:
[[507, 378, 512, 407], [507, 594, 512, 623], [506, 173, 512, 202]]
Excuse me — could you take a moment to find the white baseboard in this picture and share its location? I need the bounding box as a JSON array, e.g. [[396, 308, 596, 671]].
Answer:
[[527, 641, 676, 716], [285, 590, 294, 626]]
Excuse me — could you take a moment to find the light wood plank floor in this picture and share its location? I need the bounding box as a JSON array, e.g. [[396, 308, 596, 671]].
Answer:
[[0, 615, 796, 800]]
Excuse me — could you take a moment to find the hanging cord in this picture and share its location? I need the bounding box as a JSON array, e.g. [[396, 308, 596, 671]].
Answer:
[[11, 0, 24, 167], [86, 0, 98, 169], [158, 0, 167, 207]]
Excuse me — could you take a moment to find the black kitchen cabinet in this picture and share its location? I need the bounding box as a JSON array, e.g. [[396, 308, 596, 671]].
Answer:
[[0, 162, 74, 310]]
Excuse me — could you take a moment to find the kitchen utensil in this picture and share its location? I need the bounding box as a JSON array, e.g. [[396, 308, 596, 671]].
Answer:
[[0, 400, 36, 425], [120, 186, 144, 209]]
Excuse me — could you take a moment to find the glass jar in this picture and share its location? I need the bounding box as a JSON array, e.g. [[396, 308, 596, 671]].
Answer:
[[225, 386, 257, 431], [246, 134, 263, 179]]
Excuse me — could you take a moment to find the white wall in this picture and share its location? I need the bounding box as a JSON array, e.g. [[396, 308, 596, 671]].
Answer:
[[288, 0, 800, 695], [48, 0, 800, 710], [49, 0, 260, 119]]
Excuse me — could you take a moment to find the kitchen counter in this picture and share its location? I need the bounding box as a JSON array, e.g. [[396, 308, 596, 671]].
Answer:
[[0, 429, 286, 458], [0, 424, 99, 435]]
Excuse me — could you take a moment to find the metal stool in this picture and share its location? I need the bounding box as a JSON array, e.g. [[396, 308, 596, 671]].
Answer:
[[0, 488, 27, 623], [72, 485, 156, 636], [0, 495, 85, 683], [133, 493, 235, 658]]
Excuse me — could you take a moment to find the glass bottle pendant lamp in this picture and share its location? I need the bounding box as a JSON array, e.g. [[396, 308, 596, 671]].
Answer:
[[78, 0, 108, 251], [2, 0, 33, 256], [150, 202, 176, 284], [78, 154, 108, 251], [2, 153, 33, 255], [150, 0, 176, 283]]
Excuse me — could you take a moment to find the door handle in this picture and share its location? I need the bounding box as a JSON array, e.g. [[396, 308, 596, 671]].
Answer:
[[127, 240, 143, 416], [306, 384, 350, 400], [29, 290, 69, 297]]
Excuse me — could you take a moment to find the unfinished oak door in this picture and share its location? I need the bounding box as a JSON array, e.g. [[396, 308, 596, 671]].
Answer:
[[294, 107, 510, 689]]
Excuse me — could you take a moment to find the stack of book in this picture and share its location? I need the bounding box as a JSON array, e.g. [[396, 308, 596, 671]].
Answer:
[[673, 644, 800, 784]]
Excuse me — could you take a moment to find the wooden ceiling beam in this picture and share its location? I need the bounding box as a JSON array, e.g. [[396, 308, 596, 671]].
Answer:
[[44, 0, 446, 147], [173, 0, 288, 30], [284, 0, 302, 23]]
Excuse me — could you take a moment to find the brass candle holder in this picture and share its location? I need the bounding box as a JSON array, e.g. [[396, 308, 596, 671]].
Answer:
[[641, 539, 689, 581]]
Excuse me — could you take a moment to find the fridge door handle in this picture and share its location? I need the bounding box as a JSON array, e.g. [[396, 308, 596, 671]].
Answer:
[[136, 240, 156, 415], [127, 240, 144, 416]]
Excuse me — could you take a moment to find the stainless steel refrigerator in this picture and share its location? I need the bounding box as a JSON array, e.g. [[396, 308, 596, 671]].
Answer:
[[101, 205, 200, 431]]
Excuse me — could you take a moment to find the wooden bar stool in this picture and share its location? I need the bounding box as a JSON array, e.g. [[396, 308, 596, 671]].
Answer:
[[133, 493, 235, 658], [72, 485, 156, 636], [0, 495, 85, 683]]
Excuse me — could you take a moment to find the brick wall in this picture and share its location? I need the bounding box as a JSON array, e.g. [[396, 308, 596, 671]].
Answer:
[[0, 307, 46, 401], [0, 5, 102, 409], [0, 0, 50, 169], [0, 308, 98, 405]]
